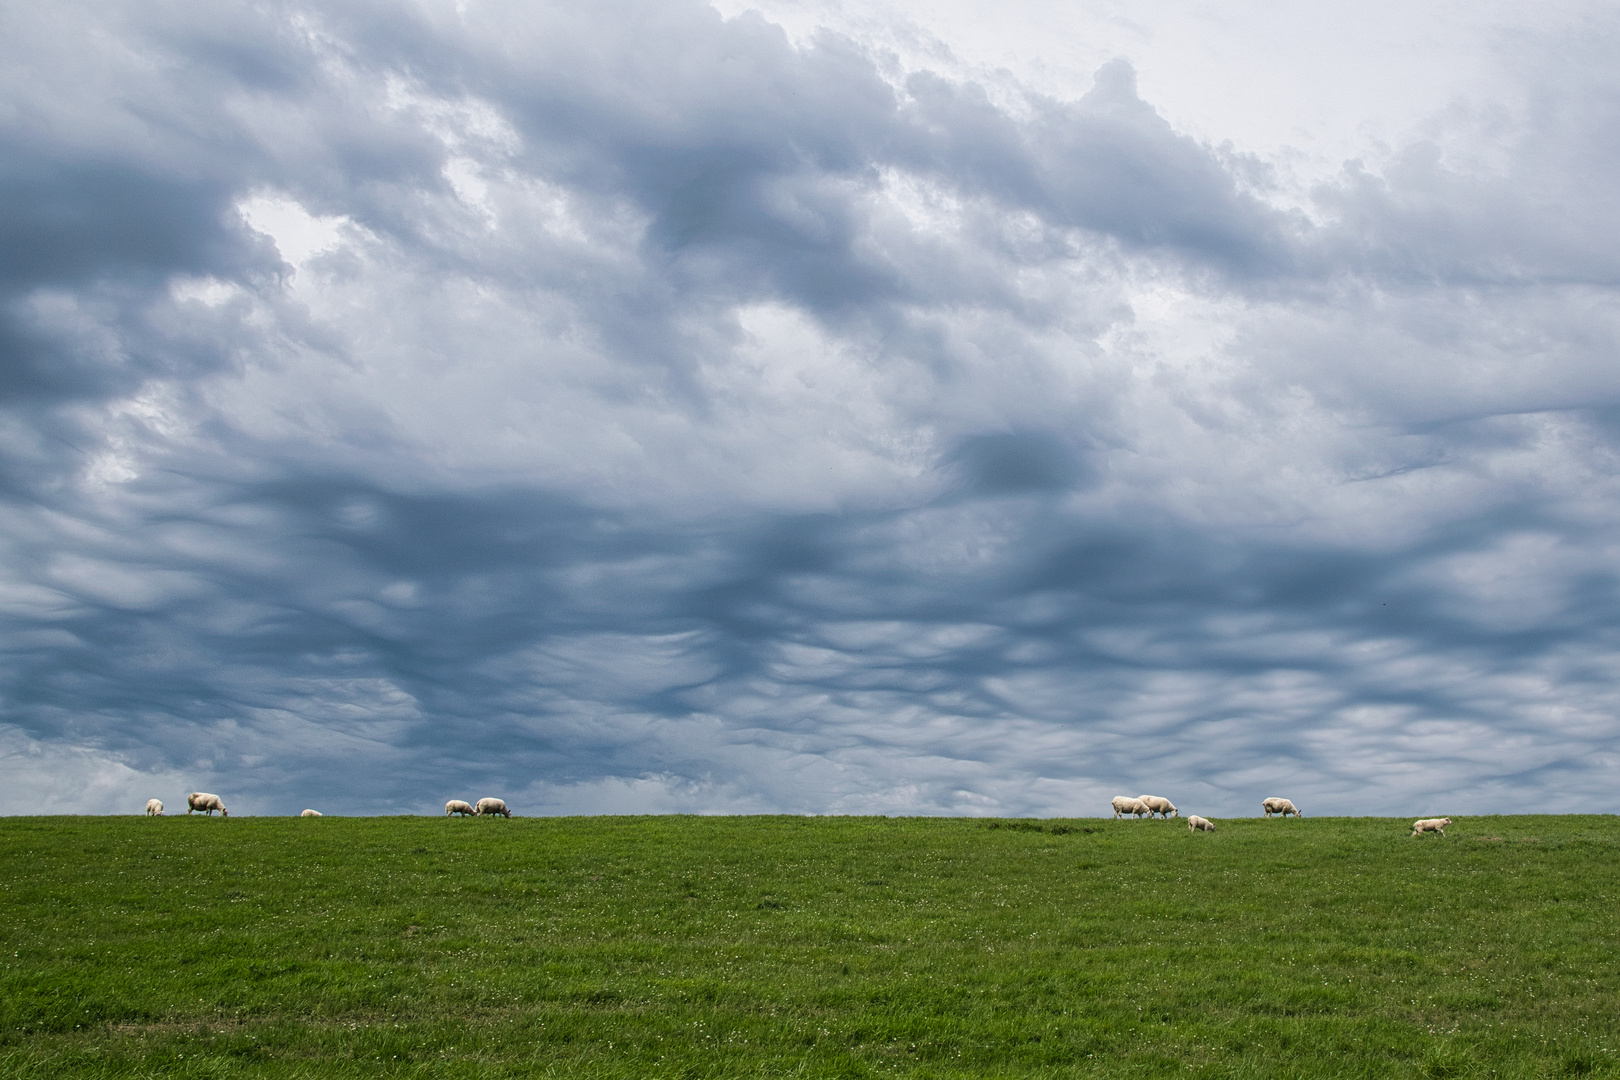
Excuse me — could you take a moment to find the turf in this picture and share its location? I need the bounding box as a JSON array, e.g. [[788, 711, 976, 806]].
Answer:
[[1, 814, 1616, 1078]]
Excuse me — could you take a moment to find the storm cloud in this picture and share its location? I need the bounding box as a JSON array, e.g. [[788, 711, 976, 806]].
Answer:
[[4, 0, 1620, 816]]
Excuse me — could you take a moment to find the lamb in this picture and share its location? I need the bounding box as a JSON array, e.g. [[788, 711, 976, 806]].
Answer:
[[474, 797, 511, 818], [145, 799, 164, 816], [1137, 795, 1178, 819], [186, 792, 227, 816], [1187, 815, 1215, 833], [1111, 796, 1150, 819], [1263, 797, 1302, 818], [445, 800, 476, 817], [300, 809, 322, 817], [1412, 817, 1453, 837]]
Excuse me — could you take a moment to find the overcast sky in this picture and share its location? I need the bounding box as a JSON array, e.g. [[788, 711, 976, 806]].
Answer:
[[4, 0, 1620, 817]]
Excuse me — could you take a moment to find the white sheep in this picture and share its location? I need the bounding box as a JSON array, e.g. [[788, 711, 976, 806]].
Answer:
[[145, 799, 164, 816], [186, 792, 227, 816], [1137, 795, 1178, 819], [1263, 797, 1301, 818], [1411, 817, 1453, 837], [1187, 815, 1215, 833], [1111, 796, 1150, 819], [300, 809, 322, 817], [445, 800, 476, 817], [474, 797, 511, 818]]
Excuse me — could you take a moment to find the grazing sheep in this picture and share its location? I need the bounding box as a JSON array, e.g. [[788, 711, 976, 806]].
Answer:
[[1412, 817, 1453, 837], [1111, 796, 1150, 819], [186, 792, 227, 816], [445, 800, 476, 817], [1137, 795, 1178, 819], [300, 809, 322, 817], [145, 799, 164, 816], [1187, 815, 1216, 833], [475, 797, 511, 818], [1263, 797, 1302, 818]]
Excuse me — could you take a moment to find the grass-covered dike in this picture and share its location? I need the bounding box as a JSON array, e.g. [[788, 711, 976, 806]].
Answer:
[[1, 814, 1616, 1078]]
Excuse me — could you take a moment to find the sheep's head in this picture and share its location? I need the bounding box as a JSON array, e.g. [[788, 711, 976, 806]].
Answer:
[[220, 807, 228, 817]]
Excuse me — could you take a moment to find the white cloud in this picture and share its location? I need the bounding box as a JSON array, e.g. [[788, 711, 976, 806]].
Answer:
[[0, 727, 192, 816], [237, 192, 352, 267], [3, 0, 1620, 819]]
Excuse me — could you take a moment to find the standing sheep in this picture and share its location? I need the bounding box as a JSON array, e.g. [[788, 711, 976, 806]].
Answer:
[[145, 799, 164, 816], [300, 809, 322, 817], [474, 797, 511, 818], [186, 792, 228, 816], [1187, 815, 1216, 833], [1111, 796, 1150, 819], [1411, 817, 1453, 837], [445, 800, 476, 817], [1263, 797, 1302, 818], [1137, 795, 1178, 819]]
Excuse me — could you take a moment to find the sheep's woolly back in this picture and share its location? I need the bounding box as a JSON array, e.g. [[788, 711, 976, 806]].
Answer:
[[187, 792, 227, 815]]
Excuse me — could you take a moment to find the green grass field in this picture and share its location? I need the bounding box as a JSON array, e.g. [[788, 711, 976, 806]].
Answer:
[[1, 814, 1617, 1078]]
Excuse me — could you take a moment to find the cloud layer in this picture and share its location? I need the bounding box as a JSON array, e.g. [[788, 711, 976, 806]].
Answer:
[[4, 0, 1620, 817]]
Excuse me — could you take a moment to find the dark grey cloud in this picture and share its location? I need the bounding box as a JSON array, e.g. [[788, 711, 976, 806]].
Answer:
[[3, 0, 1620, 817], [945, 432, 1087, 497], [7, 463, 1617, 816], [899, 59, 1297, 277]]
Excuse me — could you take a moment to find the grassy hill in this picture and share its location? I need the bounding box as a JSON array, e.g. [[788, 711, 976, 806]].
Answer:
[[1, 813, 1616, 1078]]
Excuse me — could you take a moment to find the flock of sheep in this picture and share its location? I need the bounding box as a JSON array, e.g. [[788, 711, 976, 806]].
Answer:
[[144, 794, 231, 817], [447, 798, 511, 817], [142, 794, 512, 818], [1109, 793, 1234, 832], [142, 792, 1453, 836], [1111, 794, 1454, 837]]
